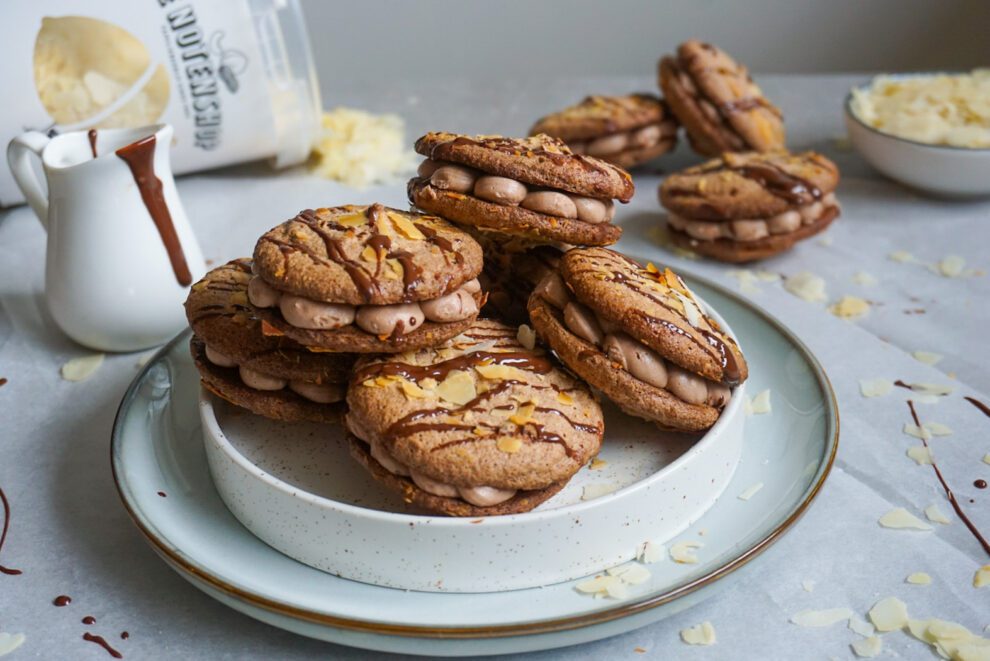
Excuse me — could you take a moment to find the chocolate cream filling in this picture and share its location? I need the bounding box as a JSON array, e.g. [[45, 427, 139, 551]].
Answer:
[[248, 272, 481, 338], [203, 343, 345, 403], [567, 120, 678, 157], [417, 159, 617, 225], [536, 273, 731, 408], [667, 192, 839, 242], [347, 414, 518, 507]]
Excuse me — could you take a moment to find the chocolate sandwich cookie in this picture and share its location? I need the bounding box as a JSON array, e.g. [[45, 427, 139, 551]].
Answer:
[[469, 229, 563, 324], [659, 40, 784, 156], [251, 204, 485, 353], [529, 94, 679, 170], [660, 150, 841, 262], [528, 248, 747, 432], [346, 319, 604, 516], [408, 132, 633, 246], [185, 259, 355, 423]]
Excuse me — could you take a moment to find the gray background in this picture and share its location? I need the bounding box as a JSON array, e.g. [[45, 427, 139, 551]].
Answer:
[[302, 0, 990, 94]]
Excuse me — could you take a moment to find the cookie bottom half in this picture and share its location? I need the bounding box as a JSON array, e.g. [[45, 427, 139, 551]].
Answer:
[[348, 436, 568, 517], [668, 207, 838, 263], [529, 297, 720, 432], [191, 339, 344, 424], [597, 137, 677, 170], [409, 179, 622, 247]]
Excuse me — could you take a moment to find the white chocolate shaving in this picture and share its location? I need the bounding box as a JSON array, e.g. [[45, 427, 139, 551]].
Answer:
[[879, 507, 932, 530], [784, 272, 828, 302], [860, 378, 894, 397], [737, 482, 764, 501], [868, 596, 909, 632], [60, 354, 105, 382], [310, 108, 416, 187], [790, 608, 853, 627], [669, 540, 703, 564], [925, 504, 951, 525], [680, 622, 717, 646]]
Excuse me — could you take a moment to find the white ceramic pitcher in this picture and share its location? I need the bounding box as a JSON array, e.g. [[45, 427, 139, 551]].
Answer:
[[7, 123, 205, 352]]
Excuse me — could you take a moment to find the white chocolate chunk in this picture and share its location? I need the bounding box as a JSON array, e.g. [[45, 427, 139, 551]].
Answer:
[[879, 507, 932, 530], [680, 622, 716, 646], [790, 608, 854, 627], [61, 354, 104, 382], [868, 596, 909, 632]]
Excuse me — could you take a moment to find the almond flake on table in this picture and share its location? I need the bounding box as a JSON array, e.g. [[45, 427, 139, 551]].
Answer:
[[879, 507, 932, 530], [889, 250, 918, 263], [911, 350, 943, 365], [816, 235, 834, 247], [575, 574, 629, 599], [745, 389, 772, 416], [789, 608, 854, 627], [926, 422, 953, 436], [983, 453, 990, 466], [802, 579, 816, 593], [859, 378, 893, 398], [925, 504, 951, 525], [932, 254, 967, 277], [868, 596, 909, 632], [60, 353, 105, 382], [850, 636, 883, 658], [906, 572, 932, 585], [852, 271, 878, 286], [755, 270, 780, 282], [680, 622, 717, 646], [976, 565, 990, 588], [669, 540, 703, 564], [606, 563, 651, 585], [727, 269, 761, 294], [828, 295, 870, 319], [737, 482, 764, 501], [0, 632, 26, 656], [848, 618, 875, 637], [904, 423, 932, 441], [636, 540, 665, 564], [907, 446, 933, 465], [783, 271, 827, 302], [906, 618, 990, 659]]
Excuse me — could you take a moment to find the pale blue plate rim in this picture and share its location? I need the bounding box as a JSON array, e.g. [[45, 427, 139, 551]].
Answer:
[[110, 267, 839, 640]]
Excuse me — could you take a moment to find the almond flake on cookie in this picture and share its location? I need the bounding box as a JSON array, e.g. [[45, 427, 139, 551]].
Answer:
[[790, 608, 854, 627], [912, 351, 943, 365], [907, 446, 934, 465], [435, 370, 477, 405], [745, 389, 772, 416], [879, 507, 932, 530], [853, 271, 878, 286], [860, 378, 894, 397], [680, 622, 717, 646], [636, 541, 666, 564], [784, 272, 827, 302], [828, 296, 870, 319], [738, 482, 764, 500], [670, 540, 703, 564], [925, 504, 951, 525], [869, 597, 909, 632], [976, 565, 990, 588], [851, 636, 883, 658], [906, 572, 932, 585], [60, 354, 105, 382]]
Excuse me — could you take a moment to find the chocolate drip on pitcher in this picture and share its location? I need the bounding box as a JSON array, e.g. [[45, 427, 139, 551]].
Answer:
[[115, 135, 192, 286]]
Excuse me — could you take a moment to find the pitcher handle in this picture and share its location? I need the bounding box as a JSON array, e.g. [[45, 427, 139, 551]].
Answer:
[[7, 131, 51, 230]]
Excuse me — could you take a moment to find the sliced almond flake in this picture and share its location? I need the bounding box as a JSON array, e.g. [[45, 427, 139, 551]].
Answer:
[[907, 446, 934, 465], [828, 295, 871, 319], [60, 354, 105, 382], [589, 457, 607, 470], [849, 618, 875, 637], [496, 437, 522, 454], [575, 574, 620, 597], [860, 378, 894, 398], [435, 370, 476, 405], [737, 482, 764, 501], [400, 380, 429, 399], [605, 578, 629, 599], [727, 269, 761, 294], [817, 235, 834, 247], [912, 350, 944, 365], [935, 255, 967, 277], [927, 422, 953, 437], [508, 403, 536, 426], [581, 483, 616, 501], [879, 507, 932, 530], [907, 572, 932, 585], [669, 540, 703, 564], [784, 271, 828, 302], [889, 250, 918, 263], [925, 504, 952, 525], [516, 324, 536, 350], [390, 213, 426, 240], [680, 622, 716, 646], [851, 636, 883, 658], [802, 579, 816, 593], [907, 392, 940, 405], [0, 632, 26, 656], [557, 391, 574, 406], [983, 453, 990, 466], [755, 270, 781, 282], [746, 389, 772, 415], [904, 423, 933, 441], [607, 563, 651, 585], [790, 608, 854, 627], [908, 382, 955, 396], [636, 541, 665, 564], [853, 271, 878, 286], [869, 596, 910, 631], [976, 565, 990, 588]]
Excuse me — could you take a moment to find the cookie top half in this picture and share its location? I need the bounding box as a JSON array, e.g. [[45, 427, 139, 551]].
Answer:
[[660, 150, 840, 220], [560, 248, 747, 384], [346, 319, 604, 490], [253, 204, 483, 306], [414, 132, 634, 202], [530, 94, 668, 141]]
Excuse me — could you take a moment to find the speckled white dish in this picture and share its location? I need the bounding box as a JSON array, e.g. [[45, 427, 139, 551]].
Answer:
[[111, 270, 837, 656], [200, 299, 745, 593]]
